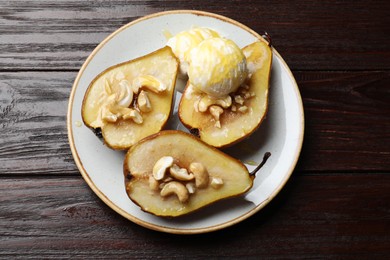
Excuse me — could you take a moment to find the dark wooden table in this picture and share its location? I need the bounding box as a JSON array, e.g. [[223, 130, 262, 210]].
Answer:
[[1, 0, 389, 258]]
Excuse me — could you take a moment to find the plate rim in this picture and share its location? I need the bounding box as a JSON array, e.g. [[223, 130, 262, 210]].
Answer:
[[67, 10, 305, 234]]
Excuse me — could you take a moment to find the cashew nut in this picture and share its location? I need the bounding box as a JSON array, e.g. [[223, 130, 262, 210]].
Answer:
[[152, 156, 174, 180], [209, 105, 224, 128], [133, 75, 166, 93], [122, 108, 143, 124], [162, 176, 174, 183], [148, 175, 159, 191], [189, 162, 209, 188], [234, 95, 245, 105], [101, 106, 118, 123], [198, 95, 232, 112], [169, 164, 194, 181], [137, 90, 152, 113], [160, 181, 189, 203]]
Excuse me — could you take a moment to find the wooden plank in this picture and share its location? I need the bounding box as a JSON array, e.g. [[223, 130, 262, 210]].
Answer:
[[296, 71, 390, 172], [0, 71, 389, 175], [0, 174, 389, 257], [0, 72, 79, 175], [0, 0, 389, 70]]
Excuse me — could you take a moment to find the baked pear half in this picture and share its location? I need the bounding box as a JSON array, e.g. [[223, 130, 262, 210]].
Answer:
[[123, 130, 254, 217], [82, 46, 179, 149], [178, 40, 272, 148]]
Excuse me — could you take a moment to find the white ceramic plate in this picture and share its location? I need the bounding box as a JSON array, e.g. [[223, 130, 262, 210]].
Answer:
[[67, 10, 304, 234]]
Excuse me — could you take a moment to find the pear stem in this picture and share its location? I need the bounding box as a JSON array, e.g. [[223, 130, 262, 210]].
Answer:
[[250, 152, 271, 177], [262, 32, 272, 47]]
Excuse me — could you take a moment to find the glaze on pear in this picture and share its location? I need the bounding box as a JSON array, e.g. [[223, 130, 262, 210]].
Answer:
[[124, 130, 254, 217], [82, 47, 179, 150]]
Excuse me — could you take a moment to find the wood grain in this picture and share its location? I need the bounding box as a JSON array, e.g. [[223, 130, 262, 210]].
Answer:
[[0, 72, 78, 175], [0, 174, 389, 258], [1, 71, 389, 175], [296, 71, 390, 172], [1, 1, 389, 257], [0, 0, 389, 71]]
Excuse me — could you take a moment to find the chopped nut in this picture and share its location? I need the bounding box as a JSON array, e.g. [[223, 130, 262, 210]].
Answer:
[[186, 182, 196, 194], [169, 164, 194, 181], [209, 105, 224, 128], [117, 80, 133, 107], [234, 95, 245, 105], [102, 114, 118, 123], [210, 177, 224, 189], [132, 110, 143, 124], [238, 105, 248, 113], [101, 106, 118, 123], [160, 181, 189, 203], [189, 162, 209, 188], [243, 92, 251, 99], [198, 95, 232, 112], [231, 105, 237, 112], [137, 90, 152, 113], [152, 156, 174, 180], [209, 105, 223, 120]]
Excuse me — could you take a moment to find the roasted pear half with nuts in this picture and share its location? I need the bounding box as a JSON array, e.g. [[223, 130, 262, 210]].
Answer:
[[82, 46, 179, 149], [123, 130, 254, 217], [178, 40, 272, 148]]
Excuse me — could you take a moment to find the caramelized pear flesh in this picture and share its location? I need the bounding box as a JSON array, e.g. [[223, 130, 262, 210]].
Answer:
[[82, 47, 179, 149], [178, 40, 272, 148], [124, 130, 253, 217]]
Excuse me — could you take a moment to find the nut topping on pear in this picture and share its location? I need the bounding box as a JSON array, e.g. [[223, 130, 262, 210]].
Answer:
[[124, 130, 254, 217], [82, 46, 179, 150]]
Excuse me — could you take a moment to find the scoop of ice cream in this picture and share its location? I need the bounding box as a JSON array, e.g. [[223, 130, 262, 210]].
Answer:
[[188, 37, 248, 98], [167, 27, 220, 75]]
